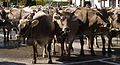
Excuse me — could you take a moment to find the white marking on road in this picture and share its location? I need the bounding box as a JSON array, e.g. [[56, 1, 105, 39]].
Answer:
[[60, 57, 117, 65], [99, 60, 120, 65]]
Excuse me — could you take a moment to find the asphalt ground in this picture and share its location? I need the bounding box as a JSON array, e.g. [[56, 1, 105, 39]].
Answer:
[[0, 36, 120, 65]]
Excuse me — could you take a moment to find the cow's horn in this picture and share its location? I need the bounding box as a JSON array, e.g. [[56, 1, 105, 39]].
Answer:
[[31, 20, 39, 27], [95, 4, 101, 12]]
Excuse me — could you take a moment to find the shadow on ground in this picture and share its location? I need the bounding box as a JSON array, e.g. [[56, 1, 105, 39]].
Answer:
[[0, 61, 26, 65]]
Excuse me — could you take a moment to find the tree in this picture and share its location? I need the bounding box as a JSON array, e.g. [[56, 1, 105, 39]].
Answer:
[[24, 0, 32, 6], [19, 0, 25, 6], [36, 0, 45, 5], [69, 0, 72, 4]]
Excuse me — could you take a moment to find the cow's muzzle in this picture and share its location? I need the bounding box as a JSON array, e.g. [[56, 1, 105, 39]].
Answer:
[[64, 28, 70, 33]]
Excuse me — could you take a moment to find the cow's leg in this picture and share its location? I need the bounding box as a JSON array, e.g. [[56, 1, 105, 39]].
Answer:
[[3, 28, 7, 47], [23, 37, 26, 44], [60, 33, 68, 56], [9, 30, 12, 39], [32, 43, 37, 64], [6, 31, 10, 47], [86, 37, 90, 49], [67, 39, 74, 56], [61, 42, 64, 56], [35, 44, 38, 57], [108, 37, 112, 56], [94, 35, 99, 48], [117, 34, 119, 46], [60, 37, 66, 56], [53, 37, 56, 55], [64, 42, 68, 54], [6, 31, 10, 42], [101, 35, 106, 55], [47, 40, 52, 64], [43, 44, 47, 58], [89, 34, 95, 55], [79, 35, 85, 55], [63, 38, 72, 56]]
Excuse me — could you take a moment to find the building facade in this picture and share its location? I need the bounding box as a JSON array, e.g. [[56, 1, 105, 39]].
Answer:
[[72, 0, 120, 8]]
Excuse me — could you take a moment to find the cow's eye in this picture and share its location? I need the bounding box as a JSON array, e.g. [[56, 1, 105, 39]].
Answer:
[[54, 16, 61, 20]]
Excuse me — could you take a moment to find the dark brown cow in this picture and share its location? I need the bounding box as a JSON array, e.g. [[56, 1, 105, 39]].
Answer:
[[0, 8, 13, 47], [17, 11, 54, 64], [7, 7, 33, 44], [92, 7, 120, 56], [52, 10, 69, 56], [104, 9, 120, 55], [56, 7, 110, 56]]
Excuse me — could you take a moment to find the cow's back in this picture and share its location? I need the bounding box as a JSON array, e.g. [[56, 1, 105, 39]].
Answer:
[[32, 15, 54, 39]]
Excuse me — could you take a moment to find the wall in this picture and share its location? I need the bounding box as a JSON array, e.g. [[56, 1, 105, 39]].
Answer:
[[72, 0, 80, 6], [72, 0, 110, 8], [53, 0, 68, 2]]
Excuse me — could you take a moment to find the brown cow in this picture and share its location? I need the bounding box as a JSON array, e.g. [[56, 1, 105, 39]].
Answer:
[[0, 8, 14, 47], [93, 7, 119, 56], [56, 7, 110, 56], [52, 9, 69, 56], [105, 8, 120, 55], [17, 11, 54, 64]]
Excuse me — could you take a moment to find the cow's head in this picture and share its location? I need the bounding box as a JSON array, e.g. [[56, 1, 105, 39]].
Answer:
[[109, 9, 120, 29], [55, 9, 79, 34], [17, 19, 31, 37], [95, 7, 114, 27], [53, 9, 64, 29], [17, 18, 39, 39], [112, 10, 120, 22]]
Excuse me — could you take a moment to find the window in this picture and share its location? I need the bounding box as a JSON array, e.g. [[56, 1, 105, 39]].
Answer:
[[109, 0, 116, 7]]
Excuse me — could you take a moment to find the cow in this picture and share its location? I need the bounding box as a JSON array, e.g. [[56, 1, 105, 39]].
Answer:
[[104, 8, 120, 55], [17, 11, 54, 64], [56, 7, 110, 56], [0, 7, 14, 47], [91, 7, 120, 56], [7, 7, 35, 44], [52, 9, 69, 56]]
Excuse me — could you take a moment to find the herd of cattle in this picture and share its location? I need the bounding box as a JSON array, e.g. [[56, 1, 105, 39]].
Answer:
[[0, 5, 120, 64]]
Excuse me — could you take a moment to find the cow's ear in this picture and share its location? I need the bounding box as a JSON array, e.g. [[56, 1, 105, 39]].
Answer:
[[108, 12, 114, 16], [31, 20, 39, 27], [55, 8, 63, 16], [96, 12, 101, 16]]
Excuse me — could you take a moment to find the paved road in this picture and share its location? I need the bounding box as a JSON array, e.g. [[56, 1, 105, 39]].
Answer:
[[0, 35, 120, 65]]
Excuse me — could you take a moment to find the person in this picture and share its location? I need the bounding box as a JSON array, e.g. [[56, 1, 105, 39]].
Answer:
[[84, 1, 91, 8], [85, 4, 91, 8]]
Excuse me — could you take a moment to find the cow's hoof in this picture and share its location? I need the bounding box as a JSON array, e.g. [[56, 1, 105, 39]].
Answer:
[[67, 54, 70, 57], [80, 53, 85, 56], [91, 53, 96, 56], [107, 53, 112, 57], [108, 50, 112, 53], [32, 60, 36, 64], [102, 51, 106, 56], [48, 60, 52, 64]]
